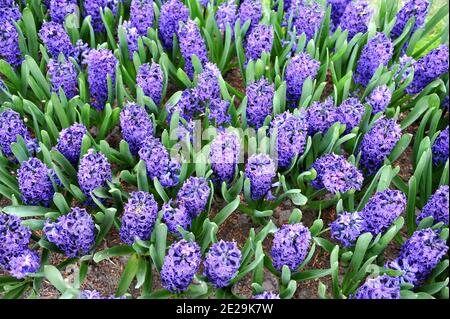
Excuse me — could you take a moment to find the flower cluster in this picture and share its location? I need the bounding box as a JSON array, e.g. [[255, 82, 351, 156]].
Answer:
[[270, 111, 308, 169], [195, 62, 221, 103], [78, 290, 126, 299], [160, 240, 201, 293], [285, 52, 320, 105], [355, 32, 394, 87], [238, 0, 262, 31], [416, 185, 449, 225], [130, 0, 154, 36], [245, 24, 273, 62], [120, 20, 139, 58], [120, 102, 153, 154], [288, 0, 324, 41], [176, 176, 211, 218], [331, 211, 365, 248], [359, 116, 402, 174], [352, 275, 401, 299], [245, 153, 276, 200], [83, 0, 119, 32], [216, 0, 237, 32], [365, 84, 392, 114], [161, 200, 192, 236], [271, 223, 311, 271], [339, 0, 373, 39], [56, 123, 87, 165], [335, 97, 365, 133], [120, 191, 159, 245], [209, 130, 240, 184], [77, 149, 112, 196], [391, 0, 429, 39], [38, 21, 74, 58], [0, 18, 22, 67], [246, 78, 275, 128], [44, 207, 95, 257], [203, 240, 242, 288], [306, 98, 337, 135], [208, 99, 231, 126], [310, 153, 364, 194], [167, 88, 203, 121], [47, 58, 78, 99], [328, 0, 352, 31], [49, 0, 78, 25], [136, 62, 164, 105], [158, 0, 189, 49], [18, 158, 55, 206], [252, 291, 280, 299], [431, 126, 448, 165], [0, 109, 37, 158]]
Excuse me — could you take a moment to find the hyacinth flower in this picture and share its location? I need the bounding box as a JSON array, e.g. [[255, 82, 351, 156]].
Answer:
[[38, 21, 75, 58], [416, 185, 449, 225], [0, 213, 40, 279], [83, 0, 119, 32], [49, 0, 78, 24], [158, 0, 189, 49], [167, 88, 203, 122], [194, 62, 221, 103], [330, 211, 365, 248], [432, 126, 449, 165], [120, 191, 159, 245], [352, 275, 401, 299], [130, 0, 154, 36], [238, 0, 262, 32], [203, 240, 242, 288], [359, 116, 402, 174], [136, 62, 164, 105], [208, 99, 231, 126], [161, 200, 192, 236], [271, 223, 311, 272], [120, 20, 139, 59], [44, 207, 96, 257], [209, 130, 240, 184], [0, 18, 22, 67], [339, 0, 373, 39], [335, 97, 365, 133], [365, 84, 393, 114], [160, 239, 201, 293], [138, 137, 181, 188], [285, 52, 320, 105], [47, 58, 78, 99], [328, 0, 352, 31], [0, 1, 21, 22], [0, 109, 37, 158], [246, 78, 274, 128], [17, 158, 55, 206], [78, 290, 126, 299], [55, 123, 87, 165], [119, 102, 153, 155], [310, 153, 364, 194], [389, 228, 448, 286], [77, 148, 112, 196], [306, 98, 338, 135], [82, 48, 117, 110], [252, 291, 281, 299], [244, 24, 273, 63], [391, 0, 429, 39], [287, 0, 325, 41], [359, 189, 406, 236], [176, 176, 211, 218], [269, 111, 308, 169], [178, 19, 209, 79], [245, 153, 276, 201], [405, 45, 449, 95], [355, 32, 394, 87], [216, 0, 237, 32]]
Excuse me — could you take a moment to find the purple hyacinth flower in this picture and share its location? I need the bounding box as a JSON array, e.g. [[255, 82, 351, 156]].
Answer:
[[416, 185, 449, 225], [339, 0, 373, 39], [391, 0, 429, 39], [310, 153, 364, 194], [245, 24, 273, 62], [176, 176, 211, 218], [47, 58, 79, 99], [0, 1, 21, 23], [120, 20, 139, 59], [39, 21, 75, 58], [335, 97, 365, 133], [245, 153, 276, 200], [285, 52, 320, 105], [0, 109, 37, 158], [396, 228, 448, 286], [8, 249, 40, 279], [432, 126, 449, 165], [365, 84, 393, 114], [56, 123, 87, 165], [331, 211, 365, 248], [204, 240, 241, 288], [44, 207, 95, 257], [161, 200, 192, 236], [0, 19, 22, 67], [252, 291, 280, 299], [355, 32, 394, 87], [359, 116, 402, 174], [238, 0, 262, 32], [210, 130, 240, 184], [194, 62, 221, 103], [77, 149, 112, 196], [160, 239, 201, 293], [405, 45, 449, 95], [246, 78, 274, 128], [216, 0, 237, 32], [352, 275, 401, 299], [130, 0, 154, 36], [359, 189, 406, 236], [271, 223, 311, 271], [138, 137, 181, 188], [167, 88, 203, 122], [288, 0, 324, 41], [178, 19, 209, 78], [328, 0, 352, 31], [120, 191, 159, 245], [78, 290, 104, 299], [49, 0, 78, 24], [82, 48, 117, 110], [136, 62, 164, 105], [270, 111, 308, 169], [120, 102, 153, 155], [384, 258, 418, 286], [208, 99, 231, 126], [83, 0, 119, 32], [305, 98, 338, 135], [158, 0, 189, 49], [18, 158, 55, 206]]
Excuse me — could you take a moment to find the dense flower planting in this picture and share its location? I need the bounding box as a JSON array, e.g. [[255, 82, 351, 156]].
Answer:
[[0, 0, 448, 301]]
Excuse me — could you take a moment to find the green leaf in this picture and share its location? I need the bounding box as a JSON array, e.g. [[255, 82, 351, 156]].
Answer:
[[116, 254, 140, 297], [44, 265, 68, 293], [2, 205, 48, 217], [212, 196, 239, 226], [93, 245, 135, 263]]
